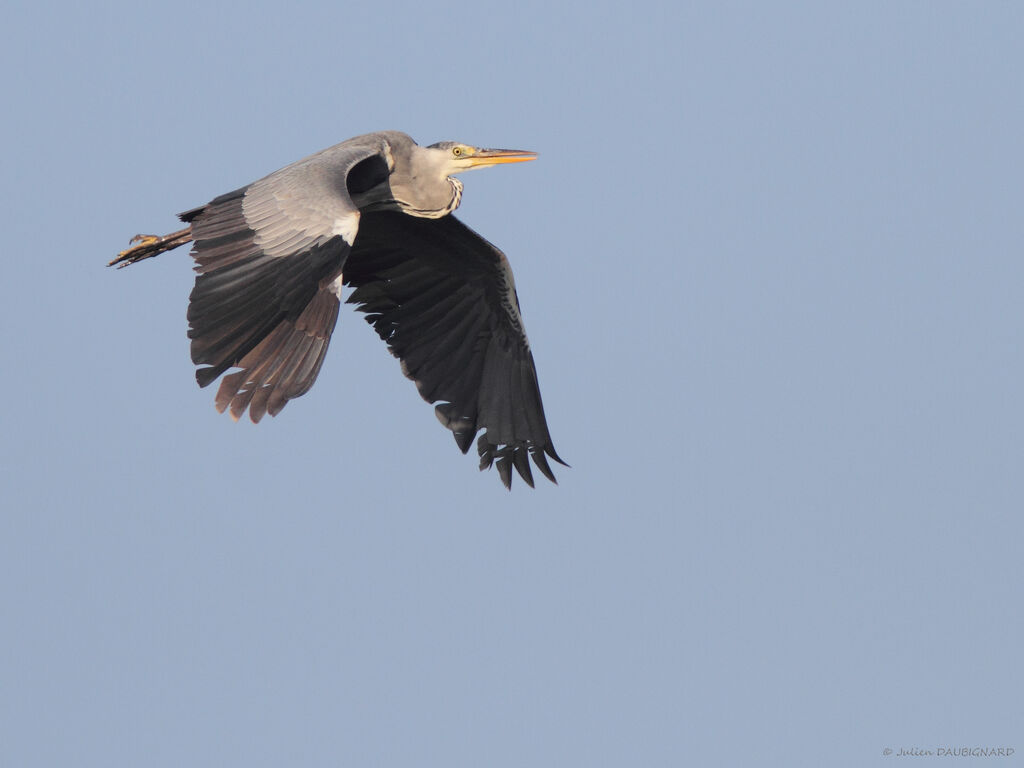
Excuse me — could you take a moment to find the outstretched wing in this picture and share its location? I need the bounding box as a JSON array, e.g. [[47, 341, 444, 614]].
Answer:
[[182, 136, 392, 422], [343, 211, 566, 489]]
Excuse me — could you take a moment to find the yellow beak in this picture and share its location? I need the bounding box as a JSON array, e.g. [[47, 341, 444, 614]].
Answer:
[[465, 148, 538, 168]]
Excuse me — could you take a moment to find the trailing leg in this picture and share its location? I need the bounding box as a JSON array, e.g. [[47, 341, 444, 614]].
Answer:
[[108, 227, 193, 268]]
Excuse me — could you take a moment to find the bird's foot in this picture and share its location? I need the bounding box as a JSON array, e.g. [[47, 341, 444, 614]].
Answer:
[[129, 234, 159, 248], [108, 227, 193, 268], [109, 234, 169, 268]]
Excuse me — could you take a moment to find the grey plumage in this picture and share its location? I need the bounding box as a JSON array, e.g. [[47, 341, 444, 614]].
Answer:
[[110, 131, 566, 489]]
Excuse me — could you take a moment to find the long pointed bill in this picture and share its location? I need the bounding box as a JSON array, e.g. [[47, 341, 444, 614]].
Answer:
[[467, 148, 538, 168]]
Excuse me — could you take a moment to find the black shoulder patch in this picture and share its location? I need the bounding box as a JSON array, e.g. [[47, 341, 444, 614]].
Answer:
[[346, 155, 391, 195]]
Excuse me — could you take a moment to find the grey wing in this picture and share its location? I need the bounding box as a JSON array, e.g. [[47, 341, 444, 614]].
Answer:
[[343, 211, 566, 489], [181, 136, 391, 422]]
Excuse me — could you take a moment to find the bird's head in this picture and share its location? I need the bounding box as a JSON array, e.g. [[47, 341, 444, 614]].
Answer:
[[425, 142, 537, 177]]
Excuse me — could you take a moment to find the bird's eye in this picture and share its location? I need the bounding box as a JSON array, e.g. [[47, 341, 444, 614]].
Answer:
[[452, 146, 463, 157]]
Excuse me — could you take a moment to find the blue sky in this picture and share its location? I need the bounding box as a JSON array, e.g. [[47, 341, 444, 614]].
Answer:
[[2, 1, 1021, 766]]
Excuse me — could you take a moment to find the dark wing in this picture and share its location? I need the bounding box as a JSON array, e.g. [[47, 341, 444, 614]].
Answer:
[[182, 136, 391, 422], [343, 211, 566, 489]]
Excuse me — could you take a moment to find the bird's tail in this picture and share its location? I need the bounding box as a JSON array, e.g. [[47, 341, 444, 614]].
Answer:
[[108, 227, 193, 269]]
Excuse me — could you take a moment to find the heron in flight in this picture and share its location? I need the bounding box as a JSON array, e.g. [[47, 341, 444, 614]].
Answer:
[[110, 130, 566, 489]]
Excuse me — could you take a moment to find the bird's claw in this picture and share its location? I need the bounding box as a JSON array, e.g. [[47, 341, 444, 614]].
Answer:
[[109, 234, 161, 268]]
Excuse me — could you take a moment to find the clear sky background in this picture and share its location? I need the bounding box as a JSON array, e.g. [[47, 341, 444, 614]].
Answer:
[[2, 1, 1021, 766]]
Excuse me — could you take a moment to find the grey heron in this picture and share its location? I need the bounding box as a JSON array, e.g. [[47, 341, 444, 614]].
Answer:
[[110, 131, 566, 489]]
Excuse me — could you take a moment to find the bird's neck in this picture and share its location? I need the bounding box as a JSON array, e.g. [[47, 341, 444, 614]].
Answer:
[[395, 176, 462, 219], [446, 177, 463, 213]]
